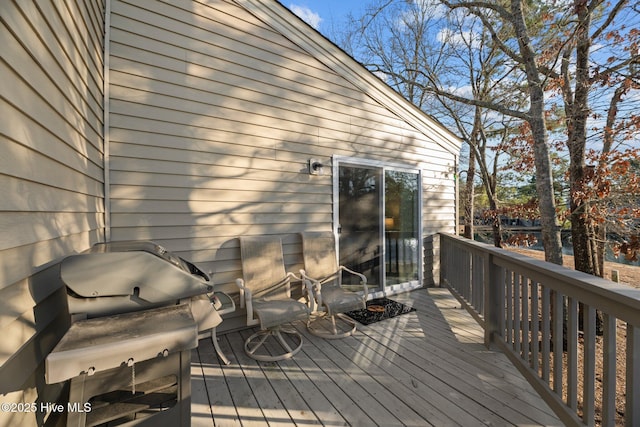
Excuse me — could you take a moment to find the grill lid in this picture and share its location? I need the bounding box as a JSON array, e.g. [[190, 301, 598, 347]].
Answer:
[[61, 241, 212, 302]]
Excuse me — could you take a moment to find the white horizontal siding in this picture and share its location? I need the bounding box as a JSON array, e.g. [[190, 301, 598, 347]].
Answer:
[[0, 0, 105, 423], [108, 0, 457, 306], [0, 0, 457, 412], [1, 1, 105, 285]]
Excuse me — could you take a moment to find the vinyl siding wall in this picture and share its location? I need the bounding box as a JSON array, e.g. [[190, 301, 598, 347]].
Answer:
[[0, 1, 105, 425], [108, 0, 457, 325], [0, 0, 456, 420]]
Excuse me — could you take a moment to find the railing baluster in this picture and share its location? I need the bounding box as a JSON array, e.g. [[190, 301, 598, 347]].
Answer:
[[471, 252, 476, 307], [497, 266, 505, 339], [448, 241, 453, 289], [568, 297, 579, 410], [484, 253, 499, 347], [627, 324, 639, 427], [602, 313, 616, 427], [476, 253, 484, 315], [583, 304, 596, 426], [448, 241, 452, 283], [468, 250, 473, 302], [542, 285, 551, 383], [470, 252, 474, 307], [440, 240, 447, 286], [522, 275, 529, 362], [531, 281, 539, 371], [460, 248, 464, 297], [451, 243, 459, 293], [455, 244, 461, 293], [506, 269, 513, 346], [471, 253, 476, 309], [457, 244, 463, 295], [514, 273, 521, 355], [553, 291, 563, 395]]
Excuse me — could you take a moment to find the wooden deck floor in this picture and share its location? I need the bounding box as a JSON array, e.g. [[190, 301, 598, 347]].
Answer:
[[190, 288, 562, 426]]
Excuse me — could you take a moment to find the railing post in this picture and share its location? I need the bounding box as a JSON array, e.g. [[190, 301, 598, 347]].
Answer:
[[439, 235, 447, 288], [484, 252, 502, 348]]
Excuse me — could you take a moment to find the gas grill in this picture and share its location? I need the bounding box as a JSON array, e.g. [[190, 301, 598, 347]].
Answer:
[[46, 241, 222, 426]]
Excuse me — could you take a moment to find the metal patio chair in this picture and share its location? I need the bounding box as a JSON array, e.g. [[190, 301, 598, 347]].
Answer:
[[236, 236, 311, 361], [300, 231, 368, 338]]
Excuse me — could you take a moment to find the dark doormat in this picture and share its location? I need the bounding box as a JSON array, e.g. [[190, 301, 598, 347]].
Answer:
[[344, 298, 416, 325]]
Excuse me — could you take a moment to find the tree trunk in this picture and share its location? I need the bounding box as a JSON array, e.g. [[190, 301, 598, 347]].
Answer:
[[592, 224, 604, 278], [489, 195, 503, 247], [510, 0, 563, 265], [530, 113, 563, 265], [567, 0, 594, 275], [570, 203, 594, 274], [463, 147, 476, 239]]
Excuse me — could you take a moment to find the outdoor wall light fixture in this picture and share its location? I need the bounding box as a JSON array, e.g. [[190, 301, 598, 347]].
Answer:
[[308, 158, 324, 176]]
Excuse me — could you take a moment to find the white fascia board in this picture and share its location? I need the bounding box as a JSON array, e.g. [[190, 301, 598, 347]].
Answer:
[[237, 0, 462, 156]]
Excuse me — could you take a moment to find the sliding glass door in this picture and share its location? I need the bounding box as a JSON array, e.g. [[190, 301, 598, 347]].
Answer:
[[335, 159, 421, 293], [337, 164, 383, 290], [384, 170, 420, 286]]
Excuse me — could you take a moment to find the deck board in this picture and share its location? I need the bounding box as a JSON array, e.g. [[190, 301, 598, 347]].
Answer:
[[192, 288, 562, 426]]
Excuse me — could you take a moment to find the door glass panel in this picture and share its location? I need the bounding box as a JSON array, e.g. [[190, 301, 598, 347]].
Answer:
[[385, 170, 420, 286], [338, 165, 383, 291]]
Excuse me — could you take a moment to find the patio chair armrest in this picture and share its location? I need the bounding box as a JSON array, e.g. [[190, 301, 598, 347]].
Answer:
[[299, 269, 318, 312], [235, 277, 252, 309], [299, 269, 318, 286], [236, 277, 259, 326], [285, 271, 303, 283], [338, 266, 368, 294], [275, 271, 303, 298]]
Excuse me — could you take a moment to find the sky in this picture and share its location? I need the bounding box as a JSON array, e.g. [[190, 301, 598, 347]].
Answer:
[[285, 2, 363, 34], [286, 0, 640, 153]]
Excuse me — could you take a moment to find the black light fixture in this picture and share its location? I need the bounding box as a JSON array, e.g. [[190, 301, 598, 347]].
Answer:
[[309, 158, 324, 176]]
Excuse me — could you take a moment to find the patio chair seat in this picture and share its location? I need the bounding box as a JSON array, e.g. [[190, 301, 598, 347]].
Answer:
[[319, 285, 365, 315], [253, 298, 310, 329]]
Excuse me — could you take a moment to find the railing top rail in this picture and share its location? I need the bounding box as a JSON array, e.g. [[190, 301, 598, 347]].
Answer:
[[440, 233, 640, 326]]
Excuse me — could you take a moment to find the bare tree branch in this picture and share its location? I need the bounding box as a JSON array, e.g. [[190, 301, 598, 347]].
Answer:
[[590, 0, 627, 41], [441, 0, 511, 20], [442, 0, 524, 64], [402, 67, 530, 120]]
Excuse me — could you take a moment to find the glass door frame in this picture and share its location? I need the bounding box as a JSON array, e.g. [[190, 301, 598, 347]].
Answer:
[[332, 155, 424, 297]]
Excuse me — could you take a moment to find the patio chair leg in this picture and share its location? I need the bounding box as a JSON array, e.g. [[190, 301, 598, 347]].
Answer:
[[246, 332, 270, 356], [307, 313, 357, 339], [331, 315, 338, 335], [243, 328, 304, 362], [211, 328, 231, 365], [275, 330, 293, 353]]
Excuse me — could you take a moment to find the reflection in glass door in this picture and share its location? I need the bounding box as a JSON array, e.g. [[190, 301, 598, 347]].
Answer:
[[385, 170, 420, 286], [337, 161, 421, 293], [338, 164, 383, 291]]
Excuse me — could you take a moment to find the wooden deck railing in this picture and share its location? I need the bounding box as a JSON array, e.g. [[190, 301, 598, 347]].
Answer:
[[439, 233, 640, 427]]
